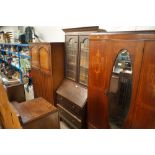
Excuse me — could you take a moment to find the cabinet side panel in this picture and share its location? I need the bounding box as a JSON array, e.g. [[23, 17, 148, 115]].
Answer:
[[51, 43, 65, 104]]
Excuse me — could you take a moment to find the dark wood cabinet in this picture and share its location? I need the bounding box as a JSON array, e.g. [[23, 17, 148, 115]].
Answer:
[[88, 31, 155, 129], [56, 79, 87, 128], [30, 43, 65, 105], [56, 27, 104, 128]]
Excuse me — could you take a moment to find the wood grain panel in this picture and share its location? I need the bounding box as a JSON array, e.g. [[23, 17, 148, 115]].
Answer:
[[90, 32, 155, 41], [0, 81, 22, 128], [41, 72, 53, 103], [131, 41, 155, 128], [88, 40, 111, 128], [39, 45, 51, 73], [30, 45, 40, 69], [52, 43, 65, 104], [31, 68, 42, 98], [132, 104, 155, 128]]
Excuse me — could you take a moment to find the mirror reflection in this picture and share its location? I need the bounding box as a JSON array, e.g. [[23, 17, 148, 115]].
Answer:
[[108, 49, 132, 128]]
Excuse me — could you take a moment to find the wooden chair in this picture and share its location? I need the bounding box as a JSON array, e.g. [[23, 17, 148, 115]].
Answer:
[[0, 81, 60, 129]]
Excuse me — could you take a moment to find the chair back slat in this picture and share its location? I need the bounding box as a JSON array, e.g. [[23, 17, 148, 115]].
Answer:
[[0, 81, 22, 128]]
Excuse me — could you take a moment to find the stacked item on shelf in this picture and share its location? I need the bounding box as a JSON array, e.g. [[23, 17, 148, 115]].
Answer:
[[0, 62, 20, 85], [0, 43, 30, 84], [20, 47, 31, 75]]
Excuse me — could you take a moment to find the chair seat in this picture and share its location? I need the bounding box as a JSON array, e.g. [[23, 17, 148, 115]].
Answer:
[[13, 97, 58, 124]]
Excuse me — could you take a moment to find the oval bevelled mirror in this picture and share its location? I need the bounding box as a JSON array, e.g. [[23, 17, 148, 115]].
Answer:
[[108, 49, 132, 129]]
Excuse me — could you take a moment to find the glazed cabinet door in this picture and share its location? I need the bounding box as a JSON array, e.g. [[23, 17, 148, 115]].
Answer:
[[132, 41, 155, 128], [88, 40, 111, 128], [79, 36, 89, 86], [39, 44, 51, 74], [65, 36, 78, 81]]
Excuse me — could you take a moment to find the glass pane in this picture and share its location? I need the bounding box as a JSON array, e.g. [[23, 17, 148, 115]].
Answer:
[[79, 38, 89, 85], [108, 49, 132, 128], [66, 37, 78, 80]]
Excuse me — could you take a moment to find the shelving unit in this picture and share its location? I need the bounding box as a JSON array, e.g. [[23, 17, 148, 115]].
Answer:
[[0, 43, 30, 83]]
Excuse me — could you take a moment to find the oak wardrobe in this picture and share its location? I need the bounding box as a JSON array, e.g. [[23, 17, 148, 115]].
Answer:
[[30, 43, 64, 104]]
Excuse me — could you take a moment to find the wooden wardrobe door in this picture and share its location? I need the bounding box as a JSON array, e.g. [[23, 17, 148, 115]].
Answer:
[[88, 39, 144, 129], [110, 40, 144, 128], [132, 41, 155, 128], [39, 44, 51, 74], [65, 36, 78, 81], [30, 45, 40, 69], [88, 40, 111, 128], [41, 72, 53, 104]]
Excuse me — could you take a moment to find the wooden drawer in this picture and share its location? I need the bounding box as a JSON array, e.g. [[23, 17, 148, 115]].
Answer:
[[57, 94, 82, 119], [57, 104, 82, 129]]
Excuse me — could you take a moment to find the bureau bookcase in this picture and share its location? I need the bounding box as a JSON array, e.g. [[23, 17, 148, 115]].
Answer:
[[56, 27, 104, 128]]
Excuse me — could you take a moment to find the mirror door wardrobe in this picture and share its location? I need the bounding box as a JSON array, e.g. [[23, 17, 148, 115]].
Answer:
[[88, 32, 149, 129]]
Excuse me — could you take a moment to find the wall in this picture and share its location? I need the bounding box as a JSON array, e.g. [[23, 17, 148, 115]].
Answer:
[[102, 26, 155, 31], [33, 26, 64, 42], [0, 26, 65, 42]]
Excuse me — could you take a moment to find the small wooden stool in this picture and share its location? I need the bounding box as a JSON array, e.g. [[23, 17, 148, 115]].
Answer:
[[12, 98, 60, 129]]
